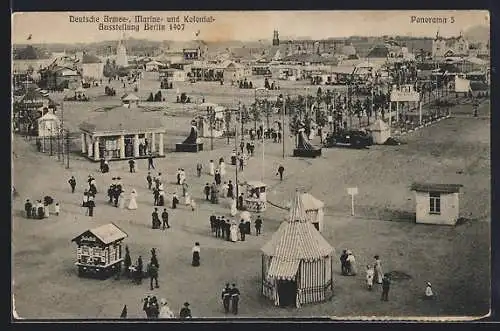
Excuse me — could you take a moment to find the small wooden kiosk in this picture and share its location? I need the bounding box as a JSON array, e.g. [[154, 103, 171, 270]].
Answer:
[[245, 181, 267, 212], [71, 223, 128, 279]]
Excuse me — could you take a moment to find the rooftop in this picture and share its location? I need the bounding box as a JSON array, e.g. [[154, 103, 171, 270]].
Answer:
[[410, 183, 463, 194], [79, 107, 165, 134], [72, 222, 128, 245]]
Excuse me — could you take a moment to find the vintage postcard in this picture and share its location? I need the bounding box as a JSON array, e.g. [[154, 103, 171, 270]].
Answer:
[[11, 10, 490, 320]]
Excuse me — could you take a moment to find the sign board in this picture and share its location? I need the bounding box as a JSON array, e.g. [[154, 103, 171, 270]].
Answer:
[[455, 75, 471, 93], [390, 84, 420, 102], [347, 187, 358, 195]]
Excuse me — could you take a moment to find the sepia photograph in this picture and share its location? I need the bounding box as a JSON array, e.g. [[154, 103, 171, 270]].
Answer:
[[11, 10, 491, 320]]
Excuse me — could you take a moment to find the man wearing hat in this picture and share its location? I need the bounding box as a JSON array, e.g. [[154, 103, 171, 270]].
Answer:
[[179, 302, 192, 319], [24, 199, 32, 219], [221, 283, 232, 313], [230, 283, 241, 315], [381, 274, 391, 301]]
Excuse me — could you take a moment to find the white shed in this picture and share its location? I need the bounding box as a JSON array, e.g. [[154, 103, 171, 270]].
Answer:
[[37, 112, 61, 137], [301, 193, 325, 232], [368, 119, 391, 144], [411, 183, 463, 226]]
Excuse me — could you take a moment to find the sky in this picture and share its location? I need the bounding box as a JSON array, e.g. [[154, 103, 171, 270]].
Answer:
[[12, 10, 489, 44]]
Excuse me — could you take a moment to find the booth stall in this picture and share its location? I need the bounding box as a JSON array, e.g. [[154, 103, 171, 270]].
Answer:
[[71, 223, 128, 279], [245, 181, 267, 212], [261, 191, 334, 308]]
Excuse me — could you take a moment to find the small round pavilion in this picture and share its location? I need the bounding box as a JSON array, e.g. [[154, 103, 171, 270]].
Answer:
[[261, 190, 335, 308]]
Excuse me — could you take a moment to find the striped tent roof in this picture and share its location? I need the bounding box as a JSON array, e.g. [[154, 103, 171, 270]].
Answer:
[[261, 191, 334, 261]]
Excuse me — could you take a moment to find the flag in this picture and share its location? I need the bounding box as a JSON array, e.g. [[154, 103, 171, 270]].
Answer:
[[27, 34, 32, 40]]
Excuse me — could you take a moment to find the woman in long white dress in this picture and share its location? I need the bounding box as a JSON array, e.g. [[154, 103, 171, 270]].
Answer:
[[230, 197, 237, 216], [128, 189, 138, 210], [220, 161, 226, 177], [119, 191, 126, 209], [159, 299, 175, 318], [373, 255, 384, 284], [209, 160, 215, 176], [185, 192, 192, 206], [229, 221, 238, 242]]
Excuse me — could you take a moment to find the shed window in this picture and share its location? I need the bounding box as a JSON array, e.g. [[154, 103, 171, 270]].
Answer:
[[429, 192, 441, 214]]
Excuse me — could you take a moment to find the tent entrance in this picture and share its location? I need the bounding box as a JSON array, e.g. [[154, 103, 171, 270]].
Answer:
[[278, 280, 297, 307]]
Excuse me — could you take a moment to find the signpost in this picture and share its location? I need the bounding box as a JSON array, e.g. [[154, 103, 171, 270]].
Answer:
[[347, 187, 358, 216]]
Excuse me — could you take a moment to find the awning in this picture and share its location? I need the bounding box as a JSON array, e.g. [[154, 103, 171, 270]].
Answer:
[[267, 259, 299, 281]]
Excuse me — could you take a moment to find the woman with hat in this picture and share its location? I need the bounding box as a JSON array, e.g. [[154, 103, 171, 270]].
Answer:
[[128, 189, 138, 210], [179, 302, 192, 319], [159, 298, 175, 318], [346, 250, 357, 276], [191, 242, 201, 267], [373, 255, 384, 284]]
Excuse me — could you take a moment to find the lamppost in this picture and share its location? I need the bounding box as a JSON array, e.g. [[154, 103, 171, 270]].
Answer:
[[234, 103, 242, 202], [49, 127, 53, 156]]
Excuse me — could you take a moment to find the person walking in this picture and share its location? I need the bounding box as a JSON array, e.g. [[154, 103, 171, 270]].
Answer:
[[366, 265, 374, 291], [191, 242, 201, 267], [24, 199, 32, 218], [179, 302, 192, 319], [276, 165, 285, 181], [381, 274, 391, 301], [146, 172, 153, 190], [201, 184, 209, 202], [230, 284, 240, 315], [424, 282, 434, 300], [152, 208, 160, 229], [374, 255, 384, 284], [147, 153, 155, 170], [254, 216, 262, 235], [148, 260, 159, 290], [340, 250, 348, 275], [128, 159, 136, 173], [221, 283, 231, 314], [196, 163, 203, 177], [68, 176, 76, 193], [159, 299, 175, 318], [161, 208, 170, 229], [238, 220, 246, 241]]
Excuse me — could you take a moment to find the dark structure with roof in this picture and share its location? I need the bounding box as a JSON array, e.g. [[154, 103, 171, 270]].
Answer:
[[79, 105, 166, 161], [410, 182, 463, 225], [71, 223, 128, 278]]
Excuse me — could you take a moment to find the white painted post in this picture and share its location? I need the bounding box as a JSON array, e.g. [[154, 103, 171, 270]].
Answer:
[[158, 133, 164, 156], [119, 135, 125, 159]]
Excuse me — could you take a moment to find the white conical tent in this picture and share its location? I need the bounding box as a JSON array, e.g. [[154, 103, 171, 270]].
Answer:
[[260, 190, 334, 308]]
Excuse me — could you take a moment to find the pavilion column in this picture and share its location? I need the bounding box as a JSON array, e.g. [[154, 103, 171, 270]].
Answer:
[[133, 134, 140, 157], [87, 136, 93, 158], [93, 138, 100, 161], [81, 133, 87, 154], [158, 133, 164, 156], [151, 132, 156, 153], [119, 135, 125, 159]]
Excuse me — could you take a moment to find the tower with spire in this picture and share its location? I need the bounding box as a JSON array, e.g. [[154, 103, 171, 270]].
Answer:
[[272, 30, 280, 46], [116, 33, 128, 67]]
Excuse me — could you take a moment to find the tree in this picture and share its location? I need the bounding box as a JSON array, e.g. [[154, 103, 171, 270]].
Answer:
[[224, 109, 232, 144], [250, 103, 261, 131]]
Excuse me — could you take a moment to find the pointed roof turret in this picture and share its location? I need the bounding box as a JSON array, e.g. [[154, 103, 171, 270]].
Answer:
[[261, 190, 334, 261]]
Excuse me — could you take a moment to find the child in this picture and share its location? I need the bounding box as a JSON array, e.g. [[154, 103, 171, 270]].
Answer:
[[54, 202, 60, 216], [366, 265, 374, 290], [425, 282, 434, 299]]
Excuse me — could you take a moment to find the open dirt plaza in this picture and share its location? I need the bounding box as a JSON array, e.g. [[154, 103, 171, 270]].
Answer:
[[12, 80, 490, 319]]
